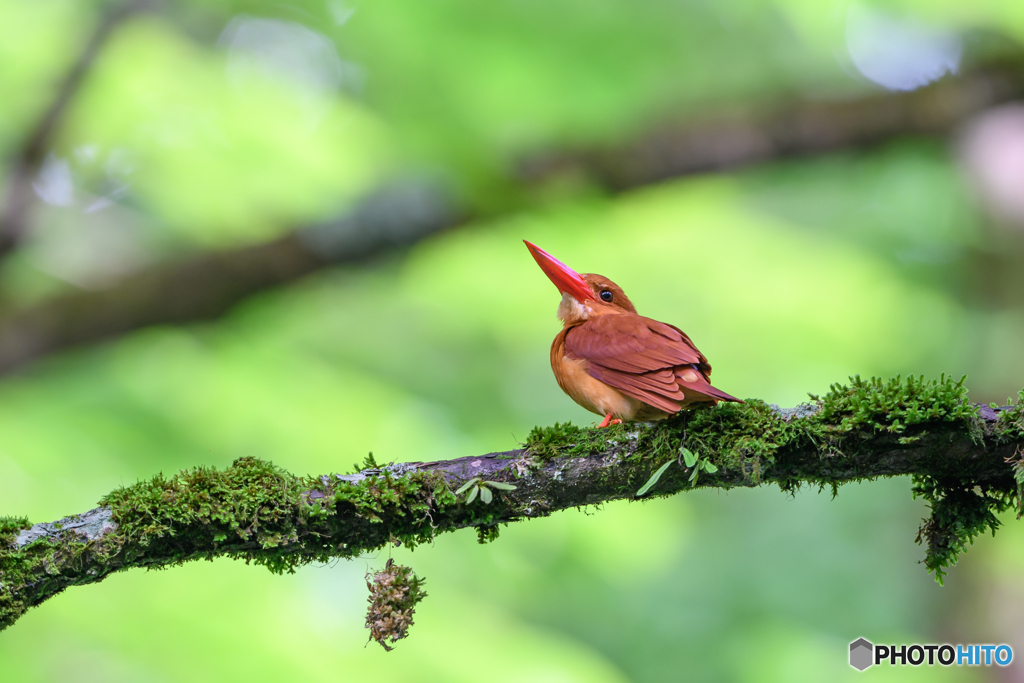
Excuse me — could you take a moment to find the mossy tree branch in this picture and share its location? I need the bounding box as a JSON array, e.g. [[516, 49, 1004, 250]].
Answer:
[[2, 376, 1023, 633]]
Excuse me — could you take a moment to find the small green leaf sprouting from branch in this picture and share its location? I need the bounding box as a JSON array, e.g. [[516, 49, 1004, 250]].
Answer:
[[636, 460, 674, 497]]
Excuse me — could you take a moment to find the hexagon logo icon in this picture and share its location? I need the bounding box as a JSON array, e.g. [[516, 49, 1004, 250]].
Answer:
[[850, 638, 874, 671]]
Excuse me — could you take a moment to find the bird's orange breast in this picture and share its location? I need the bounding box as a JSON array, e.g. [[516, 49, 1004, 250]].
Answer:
[[550, 328, 651, 421]]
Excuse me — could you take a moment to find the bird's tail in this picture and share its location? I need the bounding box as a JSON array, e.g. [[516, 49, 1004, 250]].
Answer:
[[698, 383, 743, 404], [677, 373, 743, 405]]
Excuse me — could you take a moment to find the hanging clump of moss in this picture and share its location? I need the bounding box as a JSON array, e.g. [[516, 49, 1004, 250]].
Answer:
[[365, 559, 427, 651]]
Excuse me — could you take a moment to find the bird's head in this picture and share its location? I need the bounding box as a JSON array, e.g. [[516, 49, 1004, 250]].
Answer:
[[524, 240, 637, 325]]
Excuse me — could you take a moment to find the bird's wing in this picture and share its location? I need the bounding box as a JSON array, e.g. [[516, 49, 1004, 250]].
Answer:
[[564, 314, 737, 412]]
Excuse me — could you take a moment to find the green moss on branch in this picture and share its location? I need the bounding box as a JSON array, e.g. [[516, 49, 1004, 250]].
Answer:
[[527, 375, 1020, 581], [2, 375, 1022, 632]]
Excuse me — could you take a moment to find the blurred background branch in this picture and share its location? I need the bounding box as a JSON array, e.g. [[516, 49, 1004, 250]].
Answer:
[[0, 0, 145, 258], [1, 54, 1024, 375], [0, 180, 460, 372], [521, 58, 1024, 191]]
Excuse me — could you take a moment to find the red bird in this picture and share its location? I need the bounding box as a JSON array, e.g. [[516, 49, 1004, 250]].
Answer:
[[525, 240, 741, 427]]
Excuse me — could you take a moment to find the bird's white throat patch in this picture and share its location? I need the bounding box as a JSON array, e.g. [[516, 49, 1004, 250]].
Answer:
[[557, 292, 592, 323]]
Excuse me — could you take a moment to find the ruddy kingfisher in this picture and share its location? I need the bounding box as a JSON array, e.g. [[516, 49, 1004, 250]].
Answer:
[[525, 240, 740, 427]]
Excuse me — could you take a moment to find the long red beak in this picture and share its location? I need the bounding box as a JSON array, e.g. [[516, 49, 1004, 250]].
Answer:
[[524, 240, 595, 303]]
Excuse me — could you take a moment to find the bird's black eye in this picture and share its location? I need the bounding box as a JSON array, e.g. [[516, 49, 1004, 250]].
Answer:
[[600, 290, 613, 302]]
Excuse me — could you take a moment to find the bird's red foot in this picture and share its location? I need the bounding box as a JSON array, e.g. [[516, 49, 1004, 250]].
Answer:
[[598, 414, 623, 428]]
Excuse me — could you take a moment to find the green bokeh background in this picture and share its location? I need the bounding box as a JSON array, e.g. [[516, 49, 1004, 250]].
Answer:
[[2, 0, 1024, 680]]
